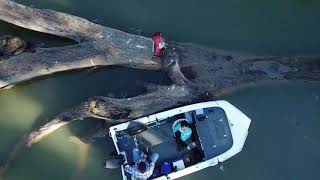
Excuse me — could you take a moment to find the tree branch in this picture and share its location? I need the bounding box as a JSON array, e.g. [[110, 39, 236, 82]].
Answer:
[[171, 43, 320, 95], [0, 40, 159, 89], [25, 85, 198, 146], [0, 0, 104, 42], [0, 0, 154, 46]]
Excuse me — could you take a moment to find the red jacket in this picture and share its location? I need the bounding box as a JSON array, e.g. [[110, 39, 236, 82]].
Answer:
[[152, 32, 165, 57]]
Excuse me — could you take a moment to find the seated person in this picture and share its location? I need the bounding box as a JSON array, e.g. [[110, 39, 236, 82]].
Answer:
[[172, 119, 196, 151], [125, 146, 159, 180]]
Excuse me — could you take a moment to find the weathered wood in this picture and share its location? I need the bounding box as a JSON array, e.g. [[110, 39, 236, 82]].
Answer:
[[0, 40, 160, 88], [0, 0, 160, 89], [26, 85, 200, 146], [0, 0, 116, 42]]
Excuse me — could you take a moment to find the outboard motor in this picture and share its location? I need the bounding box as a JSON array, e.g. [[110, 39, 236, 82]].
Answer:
[[104, 154, 125, 169]]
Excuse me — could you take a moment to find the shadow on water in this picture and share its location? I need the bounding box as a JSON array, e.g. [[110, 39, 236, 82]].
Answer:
[[15, 66, 171, 122]]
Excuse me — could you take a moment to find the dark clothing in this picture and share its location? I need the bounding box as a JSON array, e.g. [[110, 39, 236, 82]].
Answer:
[[175, 131, 188, 148]]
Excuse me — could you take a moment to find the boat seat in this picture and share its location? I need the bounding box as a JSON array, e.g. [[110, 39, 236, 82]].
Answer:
[[184, 112, 193, 124]]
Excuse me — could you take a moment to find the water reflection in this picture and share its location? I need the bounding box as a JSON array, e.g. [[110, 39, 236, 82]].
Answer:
[[0, 91, 43, 131], [0, 88, 44, 172], [68, 136, 91, 180]]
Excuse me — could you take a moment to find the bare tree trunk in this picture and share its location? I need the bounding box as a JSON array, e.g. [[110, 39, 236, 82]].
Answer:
[[0, 0, 124, 42], [0, 40, 160, 88]]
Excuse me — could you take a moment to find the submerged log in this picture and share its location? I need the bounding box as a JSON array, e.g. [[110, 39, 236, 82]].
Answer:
[[0, 0, 319, 146]]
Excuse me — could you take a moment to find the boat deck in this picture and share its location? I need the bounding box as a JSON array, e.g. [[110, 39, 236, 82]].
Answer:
[[115, 107, 233, 179], [117, 116, 201, 179], [135, 117, 201, 166]]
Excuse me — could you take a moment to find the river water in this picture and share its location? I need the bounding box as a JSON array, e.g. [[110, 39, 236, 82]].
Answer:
[[0, 0, 320, 180]]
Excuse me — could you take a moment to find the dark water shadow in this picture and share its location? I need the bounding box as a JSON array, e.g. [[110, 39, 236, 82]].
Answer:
[[0, 20, 76, 48]]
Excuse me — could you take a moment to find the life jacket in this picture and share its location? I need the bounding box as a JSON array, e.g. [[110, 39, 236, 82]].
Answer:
[[172, 121, 192, 142], [152, 32, 165, 57]]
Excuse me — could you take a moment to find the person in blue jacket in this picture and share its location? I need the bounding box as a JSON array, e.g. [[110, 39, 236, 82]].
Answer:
[[172, 119, 195, 151]]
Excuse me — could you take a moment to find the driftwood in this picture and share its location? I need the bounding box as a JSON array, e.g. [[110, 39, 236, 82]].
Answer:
[[0, 0, 319, 147]]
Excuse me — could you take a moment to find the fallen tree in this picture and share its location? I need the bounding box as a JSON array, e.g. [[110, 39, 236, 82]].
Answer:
[[0, 0, 319, 147]]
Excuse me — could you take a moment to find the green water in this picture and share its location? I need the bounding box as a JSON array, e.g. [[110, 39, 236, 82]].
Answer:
[[6, 0, 320, 55], [1, 0, 320, 180]]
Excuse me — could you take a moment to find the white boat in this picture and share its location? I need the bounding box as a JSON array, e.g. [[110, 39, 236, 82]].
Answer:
[[108, 100, 251, 180]]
